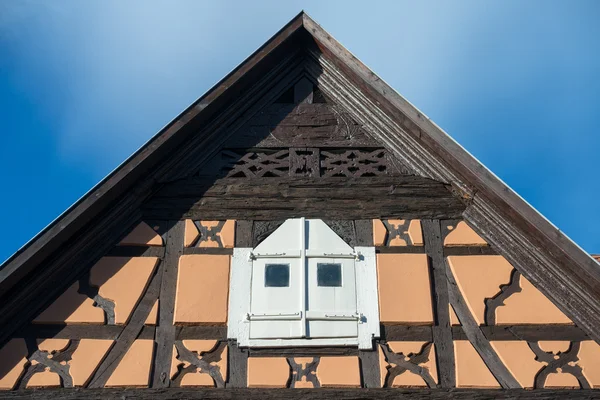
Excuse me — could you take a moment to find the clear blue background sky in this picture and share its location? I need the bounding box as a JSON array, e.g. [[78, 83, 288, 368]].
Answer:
[[0, 1, 598, 263]]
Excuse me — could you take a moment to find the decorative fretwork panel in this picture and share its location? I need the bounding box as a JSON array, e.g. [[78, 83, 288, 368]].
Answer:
[[320, 149, 387, 177], [214, 148, 399, 179], [221, 149, 289, 178]]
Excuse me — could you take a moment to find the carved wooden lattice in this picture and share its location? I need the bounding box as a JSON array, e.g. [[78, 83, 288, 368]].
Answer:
[[320, 149, 387, 177], [219, 148, 391, 178], [221, 149, 289, 178]]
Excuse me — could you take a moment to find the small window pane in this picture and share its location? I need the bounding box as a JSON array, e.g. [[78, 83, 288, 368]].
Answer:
[[317, 263, 342, 287], [265, 264, 290, 287]]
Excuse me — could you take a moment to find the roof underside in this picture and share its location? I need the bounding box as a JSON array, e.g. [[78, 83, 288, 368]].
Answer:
[[1, 11, 599, 346]]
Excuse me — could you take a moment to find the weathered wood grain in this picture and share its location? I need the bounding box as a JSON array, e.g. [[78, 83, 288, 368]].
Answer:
[[225, 103, 379, 148], [176, 326, 228, 340], [152, 221, 184, 388], [226, 341, 248, 388], [359, 348, 381, 388], [182, 248, 233, 255], [354, 220, 374, 246], [422, 220, 455, 388], [248, 347, 358, 357], [3, 388, 599, 399], [234, 221, 253, 247], [142, 177, 465, 220]]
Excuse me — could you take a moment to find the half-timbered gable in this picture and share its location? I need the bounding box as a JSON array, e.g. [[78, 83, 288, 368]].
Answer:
[[1, 12, 599, 399]]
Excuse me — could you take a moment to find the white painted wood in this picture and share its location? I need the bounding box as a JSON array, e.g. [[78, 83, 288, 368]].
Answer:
[[249, 257, 302, 339], [307, 256, 357, 338], [228, 220, 380, 349], [299, 217, 307, 338], [355, 246, 381, 349], [246, 337, 359, 348], [253, 219, 302, 254], [228, 248, 253, 341]]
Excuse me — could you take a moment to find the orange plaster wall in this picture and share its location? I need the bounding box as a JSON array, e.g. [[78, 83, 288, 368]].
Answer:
[[454, 340, 500, 388], [0, 339, 28, 390], [373, 219, 423, 246], [186, 220, 236, 248], [174, 255, 230, 324], [70, 339, 114, 386], [379, 342, 437, 387], [90, 257, 159, 325], [170, 340, 227, 387], [448, 255, 572, 325], [318, 356, 361, 387], [247, 358, 289, 388], [377, 253, 434, 324], [119, 222, 163, 246], [496, 276, 572, 325], [105, 339, 154, 387], [491, 341, 541, 388], [33, 282, 105, 324], [443, 221, 487, 246]]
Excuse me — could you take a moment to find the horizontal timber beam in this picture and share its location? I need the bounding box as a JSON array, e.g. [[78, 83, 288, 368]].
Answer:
[[143, 176, 465, 220], [381, 325, 588, 342], [2, 388, 598, 399]]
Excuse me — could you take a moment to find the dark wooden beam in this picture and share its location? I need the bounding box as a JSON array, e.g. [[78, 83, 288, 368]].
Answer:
[[182, 248, 233, 255], [359, 348, 381, 388], [248, 347, 358, 357], [226, 103, 379, 148], [176, 326, 227, 340], [143, 176, 465, 220], [152, 221, 184, 388], [380, 326, 433, 341], [422, 220, 455, 389], [226, 341, 248, 388], [3, 388, 598, 399]]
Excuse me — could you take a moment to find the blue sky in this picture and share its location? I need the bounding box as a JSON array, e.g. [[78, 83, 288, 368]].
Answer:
[[0, 0, 598, 263]]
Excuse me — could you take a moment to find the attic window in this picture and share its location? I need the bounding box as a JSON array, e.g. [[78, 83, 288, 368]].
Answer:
[[228, 218, 380, 349]]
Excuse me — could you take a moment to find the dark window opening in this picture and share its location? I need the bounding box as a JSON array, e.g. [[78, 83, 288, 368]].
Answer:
[[265, 264, 290, 287], [317, 263, 342, 287]]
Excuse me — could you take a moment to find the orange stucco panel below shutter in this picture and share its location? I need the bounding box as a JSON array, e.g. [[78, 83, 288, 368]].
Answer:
[[317, 356, 361, 387], [174, 255, 230, 324], [376, 253, 434, 324], [247, 358, 289, 388]]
